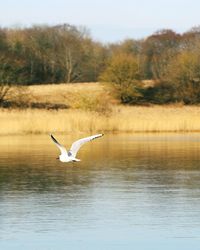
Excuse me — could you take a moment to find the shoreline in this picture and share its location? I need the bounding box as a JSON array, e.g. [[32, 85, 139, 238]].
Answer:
[[1, 105, 200, 135]]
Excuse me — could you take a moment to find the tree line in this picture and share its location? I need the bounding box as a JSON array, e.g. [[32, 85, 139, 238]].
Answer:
[[1, 24, 200, 104], [0, 24, 108, 84]]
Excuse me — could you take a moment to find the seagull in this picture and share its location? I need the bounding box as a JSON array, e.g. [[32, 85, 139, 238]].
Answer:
[[50, 133, 104, 162]]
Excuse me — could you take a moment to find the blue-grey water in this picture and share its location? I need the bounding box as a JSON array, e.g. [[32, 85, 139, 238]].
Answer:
[[0, 134, 200, 250]]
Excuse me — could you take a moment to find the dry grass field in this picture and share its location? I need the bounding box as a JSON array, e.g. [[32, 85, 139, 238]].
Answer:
[[28, 82, 111, 109], [1, 82, 200, 135]]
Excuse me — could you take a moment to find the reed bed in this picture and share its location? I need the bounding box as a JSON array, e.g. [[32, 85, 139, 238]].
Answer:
[[1, 105, 200, 135]]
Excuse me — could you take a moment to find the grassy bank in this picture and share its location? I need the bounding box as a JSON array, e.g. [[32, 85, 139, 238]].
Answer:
[[1, 82, 200, 135], [1, 105, 200, 135]]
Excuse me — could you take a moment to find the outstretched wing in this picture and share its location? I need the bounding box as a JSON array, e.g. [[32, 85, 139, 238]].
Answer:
[[50, 134, 68, 155], [69, 134, 103, 157]]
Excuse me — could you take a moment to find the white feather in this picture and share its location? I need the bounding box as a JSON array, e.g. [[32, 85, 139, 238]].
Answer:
[[69, 134, 103, 157]]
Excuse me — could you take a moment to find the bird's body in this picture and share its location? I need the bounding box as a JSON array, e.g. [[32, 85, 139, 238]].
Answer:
[[59, 154, 80, 163], [50, 133, 103, 163]]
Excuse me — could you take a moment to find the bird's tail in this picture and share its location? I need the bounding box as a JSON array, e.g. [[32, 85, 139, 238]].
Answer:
[[73, 158, 81, 162]]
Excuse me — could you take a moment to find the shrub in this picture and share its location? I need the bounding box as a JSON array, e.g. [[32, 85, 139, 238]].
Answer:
[[163, 51, 200, 104], [142, 81, 175, 104], [99, 53, 143, 104]]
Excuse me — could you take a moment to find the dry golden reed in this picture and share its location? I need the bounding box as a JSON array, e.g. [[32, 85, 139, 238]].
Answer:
[[1, 105, 200, 135], [1, 82, 200, 135]]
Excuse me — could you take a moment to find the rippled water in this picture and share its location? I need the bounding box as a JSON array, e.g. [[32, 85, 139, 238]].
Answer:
[[0, 134, 200, 250]]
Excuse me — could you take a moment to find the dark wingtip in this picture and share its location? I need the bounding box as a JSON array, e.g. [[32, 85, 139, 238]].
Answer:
[[50, 134, 58, 144]]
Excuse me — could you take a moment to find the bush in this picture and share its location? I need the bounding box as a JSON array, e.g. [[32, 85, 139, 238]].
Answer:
[[163, 51, 200, 104], [142, 81, 175, 104], [99, 53, 143, 104], [72, 92, 112, 115], [0, 85, 32, 108]]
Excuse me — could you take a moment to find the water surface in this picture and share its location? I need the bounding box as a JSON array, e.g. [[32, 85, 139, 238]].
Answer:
[[0, 134, 200, 249]]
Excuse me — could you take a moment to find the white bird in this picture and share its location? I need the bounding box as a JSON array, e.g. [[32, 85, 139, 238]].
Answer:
[[50, 133, 104, 162]]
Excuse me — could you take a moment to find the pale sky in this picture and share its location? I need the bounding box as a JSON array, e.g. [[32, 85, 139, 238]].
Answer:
[[0, 0, 200, 42]]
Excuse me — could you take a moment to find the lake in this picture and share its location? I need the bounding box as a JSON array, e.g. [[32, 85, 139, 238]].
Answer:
[[0, 134, 200, 250]]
